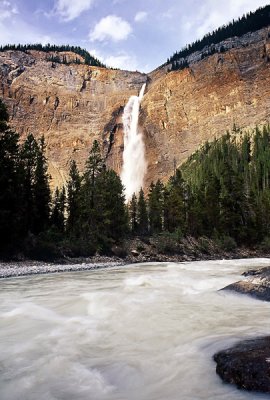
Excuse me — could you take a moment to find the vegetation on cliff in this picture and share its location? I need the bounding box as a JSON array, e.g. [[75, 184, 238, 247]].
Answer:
[[167, 4, 270, 71], [0, 44, 106, 67]]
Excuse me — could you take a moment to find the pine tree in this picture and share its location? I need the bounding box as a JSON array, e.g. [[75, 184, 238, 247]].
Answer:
[[129, 194, 138, 234], [20, 134, 50, 235], [137, 188, 148, 235], [84, 140, 104, 208], [163, 170, 186, 234], [50, 187, 66, 233], [95, 169, 128, 246], [33, 136, 51, 233], [0, 101, 22, 250], [66, 160, 81, 236], [148, 180, 164, 234], [20, 134, 39, 234], [79, 140, 105, 247]]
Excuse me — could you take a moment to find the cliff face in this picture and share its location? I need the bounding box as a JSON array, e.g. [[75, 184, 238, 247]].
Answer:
[[142, 27, 270, 186], [0, 50, 147, 187], [0, 27, 270, 190]]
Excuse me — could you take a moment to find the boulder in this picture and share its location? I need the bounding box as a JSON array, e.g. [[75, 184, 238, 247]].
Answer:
[[214, 337, 270, 392]]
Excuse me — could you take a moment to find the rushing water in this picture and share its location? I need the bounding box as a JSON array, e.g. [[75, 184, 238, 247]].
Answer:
[[121, 84, 147, 201], [1, 259, 270, 400]]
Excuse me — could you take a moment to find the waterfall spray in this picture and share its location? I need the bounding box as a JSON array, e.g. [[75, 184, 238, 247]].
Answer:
[[121, 84, 147, 201]]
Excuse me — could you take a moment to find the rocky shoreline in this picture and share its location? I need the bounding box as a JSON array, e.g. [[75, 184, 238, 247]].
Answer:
[[1, 239, 270, 278], [0, 256, 127, 279]]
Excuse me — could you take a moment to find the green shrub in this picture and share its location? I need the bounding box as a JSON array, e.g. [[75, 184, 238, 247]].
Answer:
[[218, 235, 237, 252]]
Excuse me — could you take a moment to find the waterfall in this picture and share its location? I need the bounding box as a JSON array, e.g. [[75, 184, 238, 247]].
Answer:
[[121, 83, 147, 202]]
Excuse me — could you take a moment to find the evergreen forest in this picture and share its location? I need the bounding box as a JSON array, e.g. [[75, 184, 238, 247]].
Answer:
[[1, 98, 270, 260]]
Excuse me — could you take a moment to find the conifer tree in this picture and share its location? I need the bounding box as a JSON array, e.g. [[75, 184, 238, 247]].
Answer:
[[137, 188, 148, 235], [33, 136, 51, 233], [148, 180, 164, 234], [66, 160, 81, 236], [163, 170, 186, 234], [95, 169, 128, 246], [0, 100, 22, 250], [129, 194, 138, 234], [50, 187, 66, 233]]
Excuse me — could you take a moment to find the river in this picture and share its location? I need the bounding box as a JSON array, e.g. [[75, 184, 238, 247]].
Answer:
[[1, 259, 270, 400]]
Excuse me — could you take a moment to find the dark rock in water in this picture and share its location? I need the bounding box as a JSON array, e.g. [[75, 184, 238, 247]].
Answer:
[[214, 337, 270, 392], [221, 265, 270, 302], [223, 280, 270, 301]]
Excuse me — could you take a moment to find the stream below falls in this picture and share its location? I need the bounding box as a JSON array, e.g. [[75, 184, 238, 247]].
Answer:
[[1, 259, 270, 400]]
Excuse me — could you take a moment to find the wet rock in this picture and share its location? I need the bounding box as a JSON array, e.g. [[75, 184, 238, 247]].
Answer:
[[223, 280, 270, 301], [222, 266, 270, 301], [214, 336, 270, 393]]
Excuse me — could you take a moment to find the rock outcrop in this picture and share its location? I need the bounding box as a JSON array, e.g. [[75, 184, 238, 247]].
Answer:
[[214, 336, 270, 393], [0, 26, 270, 189], [222, 266, 270, 301]]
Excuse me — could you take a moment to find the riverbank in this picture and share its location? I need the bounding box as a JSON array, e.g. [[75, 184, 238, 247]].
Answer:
[[0, 256, 126, 278], [1, 236, 270, 278]]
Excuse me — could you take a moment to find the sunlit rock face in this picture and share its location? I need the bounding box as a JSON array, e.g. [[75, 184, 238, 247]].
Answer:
[[0, 50, 147, 189], [0, 26, 270, 190], [142, 26, 270, 188]]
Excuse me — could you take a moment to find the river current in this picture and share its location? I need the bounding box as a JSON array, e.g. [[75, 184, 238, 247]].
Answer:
[[1, 259, 270, 400]]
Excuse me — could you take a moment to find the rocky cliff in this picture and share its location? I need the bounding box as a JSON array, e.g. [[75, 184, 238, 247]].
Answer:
[[142, 26, 270, 187], [0, 49, 147, 188], [0, 26, 270, 190]]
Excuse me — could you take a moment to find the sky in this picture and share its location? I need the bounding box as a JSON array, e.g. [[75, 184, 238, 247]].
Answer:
[[0, 0, 269, 72]]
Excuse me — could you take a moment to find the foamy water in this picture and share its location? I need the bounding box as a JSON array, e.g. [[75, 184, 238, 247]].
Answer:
[[121, 84, 147, 201], [1, 259, 270, 400]]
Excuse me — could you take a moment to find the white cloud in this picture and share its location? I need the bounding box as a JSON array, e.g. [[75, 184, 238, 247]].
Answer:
[[159, 8, 174, 20], [0, 0, 18, 21], [89, 48, 138, 70], [134, 11, 148, 23], [89, 15, 132, 42], [54, 0, 95, 21], [105, 53, 138, 70]]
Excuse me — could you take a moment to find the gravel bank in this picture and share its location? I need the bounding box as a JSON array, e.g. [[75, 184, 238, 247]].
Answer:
[[0, 259, 126, 278]]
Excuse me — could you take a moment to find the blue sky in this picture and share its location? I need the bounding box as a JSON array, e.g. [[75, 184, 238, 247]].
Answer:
[[0, 0, 269, 72]]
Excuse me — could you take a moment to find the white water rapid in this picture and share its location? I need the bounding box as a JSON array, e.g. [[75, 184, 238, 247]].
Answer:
[[121, 84, 147, 201], [1, 259, 270, 400]]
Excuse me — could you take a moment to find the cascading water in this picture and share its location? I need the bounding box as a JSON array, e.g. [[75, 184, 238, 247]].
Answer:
[[121, 83, 147, 201]]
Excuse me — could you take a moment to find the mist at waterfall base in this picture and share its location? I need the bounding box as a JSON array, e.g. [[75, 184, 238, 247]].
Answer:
[[121, 84, 147, 201], [1, 259, 270, 400]]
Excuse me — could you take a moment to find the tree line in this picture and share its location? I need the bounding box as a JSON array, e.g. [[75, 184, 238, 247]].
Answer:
[[0, 44, 106, 68], [167, 4, 270, 71]]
